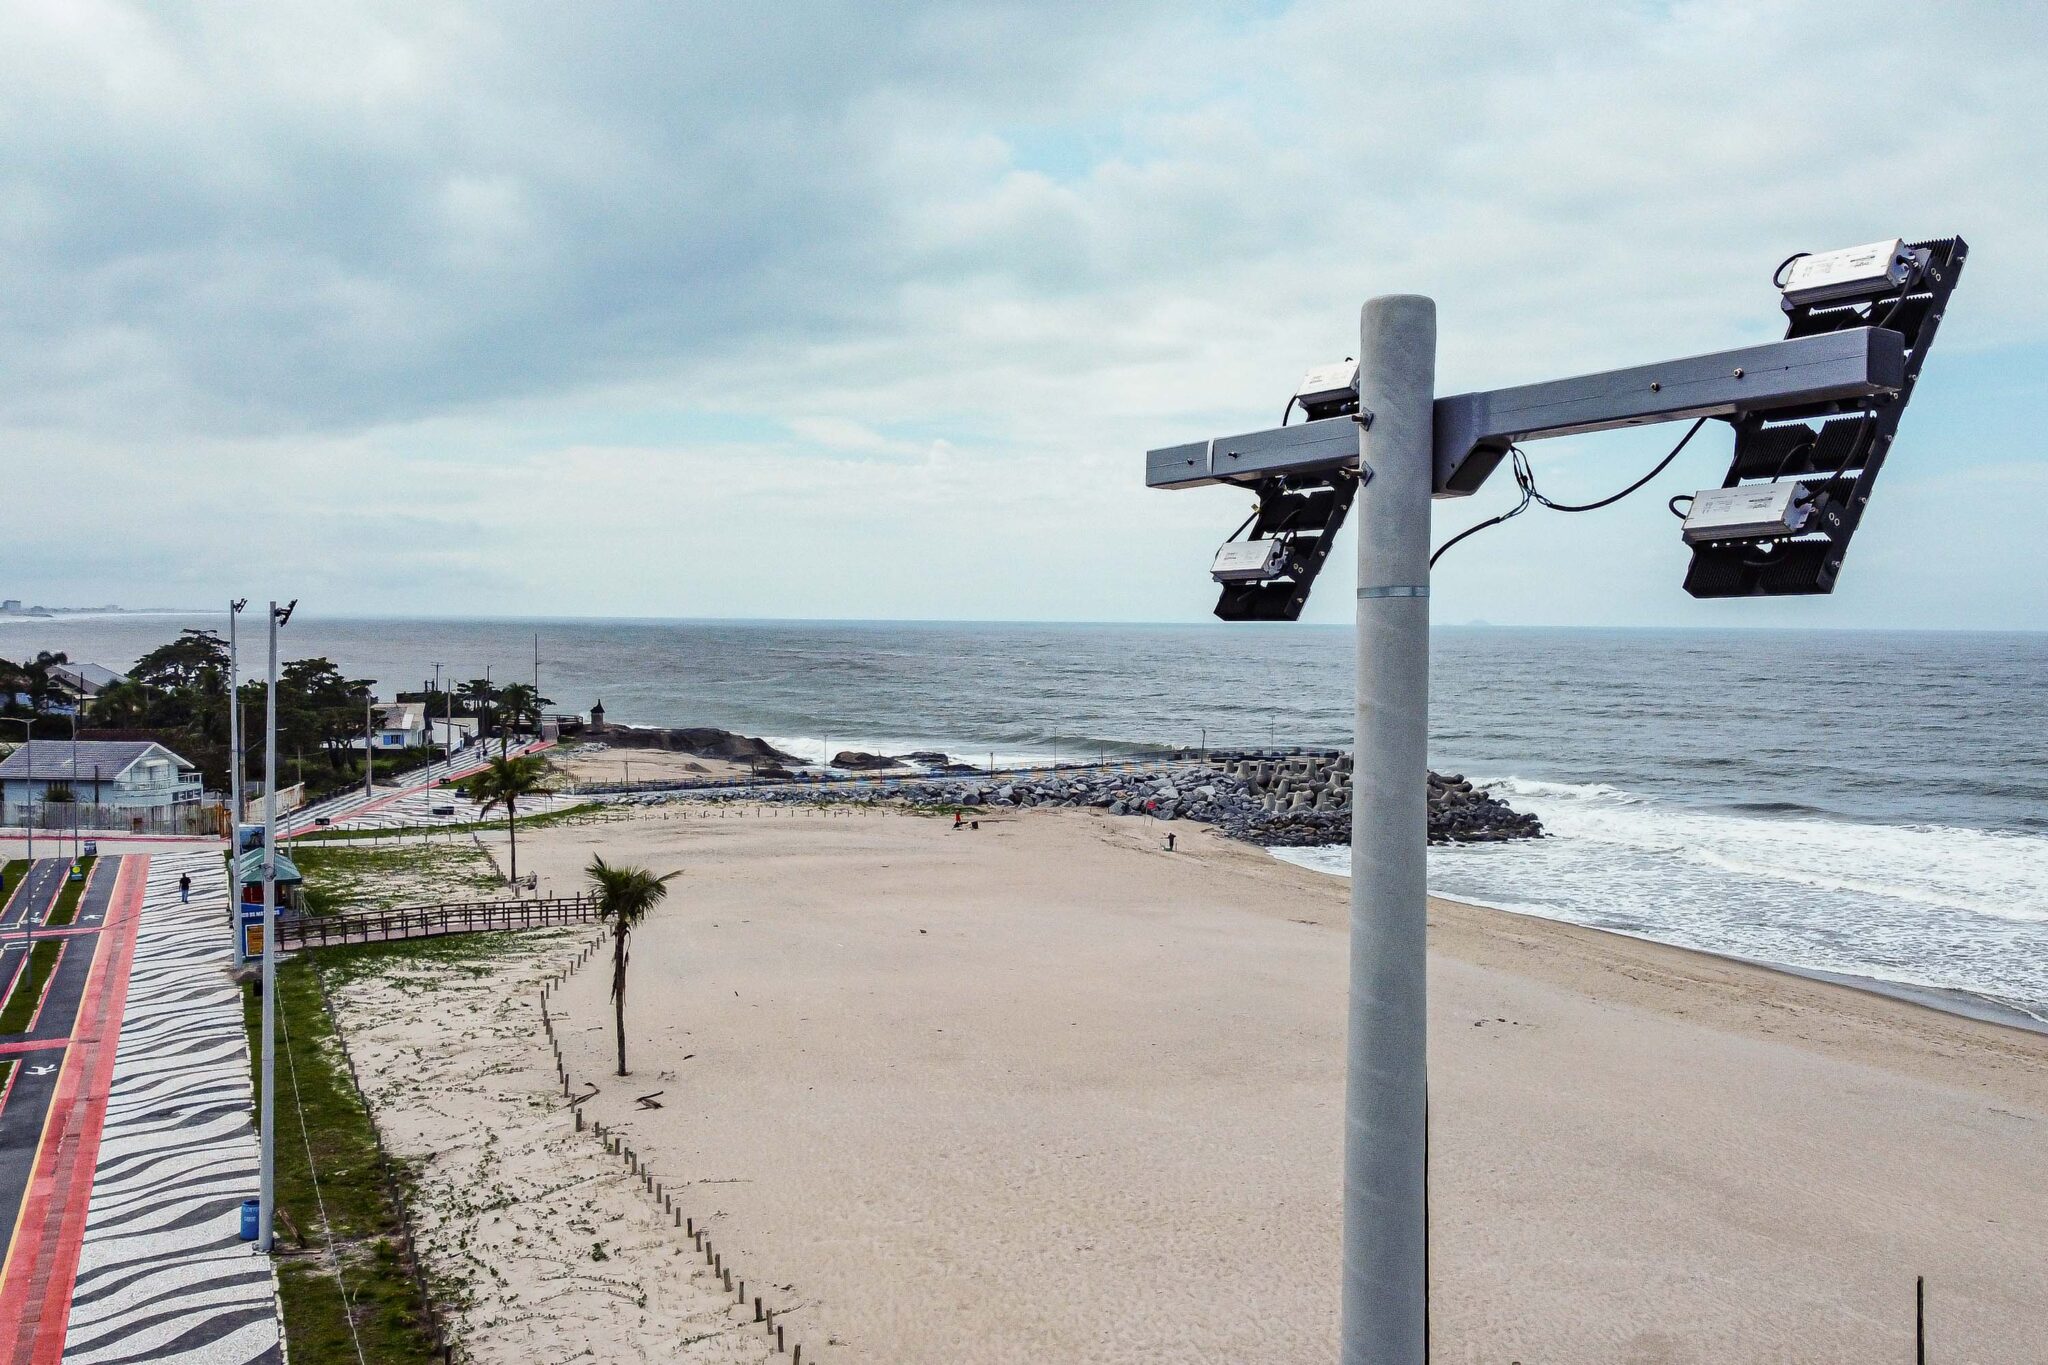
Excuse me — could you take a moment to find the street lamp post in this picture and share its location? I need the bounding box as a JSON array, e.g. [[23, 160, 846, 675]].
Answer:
[[68, 712, 78, 861], [230, 600, 247, 843], [1, 716, 29, 961], [257, 598, 295, 1253], [2, 718, 32, 862]]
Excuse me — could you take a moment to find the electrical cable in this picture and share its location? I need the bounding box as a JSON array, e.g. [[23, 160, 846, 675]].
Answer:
[[1430, 418, 1708, 567], [1429, 448, 1533, 568], [1529, 418, 1707, 513], [1772, 252, 1811, 289]]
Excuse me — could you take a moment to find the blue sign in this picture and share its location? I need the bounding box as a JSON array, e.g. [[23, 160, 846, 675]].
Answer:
[[238, 901, 265, 965]]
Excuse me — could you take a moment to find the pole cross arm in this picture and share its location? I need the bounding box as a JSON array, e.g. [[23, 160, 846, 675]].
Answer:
[[1433, 325, 1904, 497], [1142, 326, 1905, 497]]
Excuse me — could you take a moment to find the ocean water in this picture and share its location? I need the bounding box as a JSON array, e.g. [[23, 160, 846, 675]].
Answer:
[[9, 614, 2046, 1016]]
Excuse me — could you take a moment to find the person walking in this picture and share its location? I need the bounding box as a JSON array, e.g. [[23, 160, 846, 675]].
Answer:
[[178, 871, 192, 903]]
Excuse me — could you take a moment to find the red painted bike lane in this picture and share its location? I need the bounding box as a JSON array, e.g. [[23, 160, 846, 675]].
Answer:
[[0, 855, 147, 1364]]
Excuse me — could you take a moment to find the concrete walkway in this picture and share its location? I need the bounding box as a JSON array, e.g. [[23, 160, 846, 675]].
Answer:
[[0, 849, 281, 1363], [60, 851, 281, 1364]]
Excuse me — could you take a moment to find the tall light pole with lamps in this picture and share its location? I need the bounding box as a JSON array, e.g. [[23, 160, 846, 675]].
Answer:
[[257, 598, 296, 1252], [229, 600, 248, 841], [1143, 236, 1964, 1364]]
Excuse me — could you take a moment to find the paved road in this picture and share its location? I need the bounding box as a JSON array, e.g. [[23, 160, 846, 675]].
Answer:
[[279, 737, 553, 837], [0, 856, 139, 1361]]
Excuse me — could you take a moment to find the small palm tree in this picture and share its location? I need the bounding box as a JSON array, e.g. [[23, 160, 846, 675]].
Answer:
[[586, 856, 679, 1076], [463, 753, 550, 885]]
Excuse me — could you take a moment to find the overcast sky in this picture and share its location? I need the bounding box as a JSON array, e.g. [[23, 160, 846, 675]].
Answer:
[[4, 1, 2043, 629]]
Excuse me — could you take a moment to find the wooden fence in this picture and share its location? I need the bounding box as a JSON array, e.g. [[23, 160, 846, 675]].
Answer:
[[279, 894, 602, 949]]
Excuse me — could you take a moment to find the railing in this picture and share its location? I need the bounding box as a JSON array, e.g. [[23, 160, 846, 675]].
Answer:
[[278, 894, 602, 949], [2, 800, 226, 835]]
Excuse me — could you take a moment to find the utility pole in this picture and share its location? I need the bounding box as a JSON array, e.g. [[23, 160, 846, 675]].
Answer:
[[431, 662, 446, 764], [258, 598, 294, 1253]]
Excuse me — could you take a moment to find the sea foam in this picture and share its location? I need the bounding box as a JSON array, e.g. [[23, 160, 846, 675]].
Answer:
[[1274, 776, 2048, 1016]]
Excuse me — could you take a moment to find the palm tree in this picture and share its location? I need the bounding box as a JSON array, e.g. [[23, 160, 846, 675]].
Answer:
[[586, 856, 679, 1076], [457, 678, 499, 742], [495, 682, 550, 739], [462, 753, 550, 885]]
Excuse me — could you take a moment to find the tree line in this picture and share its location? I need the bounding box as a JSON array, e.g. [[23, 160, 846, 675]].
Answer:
[[1, 629, 551, 800]]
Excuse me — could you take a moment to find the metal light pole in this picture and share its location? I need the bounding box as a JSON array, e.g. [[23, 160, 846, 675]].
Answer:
[[257, 598, 292, 1253], [67, 713, 78, 861], [0, 718, 28, 872], [431, 662, 450, 765], [230, 600, 247, 841], [1343, 294, 1437, 1365], [364, 695, 374, 799]]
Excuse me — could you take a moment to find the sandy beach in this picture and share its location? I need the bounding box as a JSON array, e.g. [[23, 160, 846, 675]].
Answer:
[[324, 926, 779, 1364], [402, 803, 2048, 1362], [549, 746, 759, 787]]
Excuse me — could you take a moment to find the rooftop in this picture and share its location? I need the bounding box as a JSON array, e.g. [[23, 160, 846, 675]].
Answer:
[[0, 740, 194, 783]]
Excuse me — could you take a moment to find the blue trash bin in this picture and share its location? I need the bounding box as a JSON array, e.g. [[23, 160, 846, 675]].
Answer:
[[239, 1198, 261, 1242]]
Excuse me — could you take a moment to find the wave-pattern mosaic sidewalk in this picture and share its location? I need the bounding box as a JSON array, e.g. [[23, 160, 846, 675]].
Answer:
[[62, 850, 282, 1364]]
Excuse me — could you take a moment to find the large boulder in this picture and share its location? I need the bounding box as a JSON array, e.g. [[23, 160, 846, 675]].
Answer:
[[831, 750, 908, 771]]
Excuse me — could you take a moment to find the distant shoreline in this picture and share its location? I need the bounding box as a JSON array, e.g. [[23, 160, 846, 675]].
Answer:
[[0, 609, 204, 624]]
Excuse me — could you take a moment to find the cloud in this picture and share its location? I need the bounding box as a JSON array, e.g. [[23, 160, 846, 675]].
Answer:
[[1, 0, 2042, 627]]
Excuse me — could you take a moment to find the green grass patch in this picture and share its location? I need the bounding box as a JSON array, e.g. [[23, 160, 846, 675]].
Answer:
[[243, 959, 442, 1363], [0, 861, 26, 918], [288, 801, 609, 845], [292, 844, 502, 918], [315, 927, 583, 994], [0, 941, 63, 1033], [45, 855, 96, 927]]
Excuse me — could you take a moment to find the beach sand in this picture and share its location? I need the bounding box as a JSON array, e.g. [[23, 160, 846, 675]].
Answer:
[[447, 803, 2048, 1362], [325, 927, 778, 1364], [550, 746, 758, 786]]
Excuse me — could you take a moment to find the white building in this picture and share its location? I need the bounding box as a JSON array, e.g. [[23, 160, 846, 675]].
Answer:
[[0, 740, 204, 814], [430, 715, 479, 751], [363, 701, 430, 750], [49, 662, 129, 701]]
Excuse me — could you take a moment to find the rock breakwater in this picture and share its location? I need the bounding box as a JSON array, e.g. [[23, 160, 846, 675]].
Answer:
[[630, 753, 1541, 848]]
